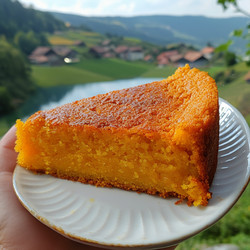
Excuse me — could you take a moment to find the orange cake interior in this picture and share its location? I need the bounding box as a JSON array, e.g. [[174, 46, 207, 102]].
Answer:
[[15, 65, 219, 206]]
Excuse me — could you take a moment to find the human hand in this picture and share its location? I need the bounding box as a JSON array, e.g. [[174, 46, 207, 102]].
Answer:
[[0, 126, 176, 250]]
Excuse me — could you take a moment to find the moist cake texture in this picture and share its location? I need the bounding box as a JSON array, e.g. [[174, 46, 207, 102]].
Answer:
[[15, 65, 219, 206]]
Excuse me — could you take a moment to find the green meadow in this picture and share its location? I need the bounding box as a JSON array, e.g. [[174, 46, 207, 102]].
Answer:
[[49, 30, 104, 47], [71, 58, 154, 79], [32, 65, 112, 87], [32, 59, 154, 87]]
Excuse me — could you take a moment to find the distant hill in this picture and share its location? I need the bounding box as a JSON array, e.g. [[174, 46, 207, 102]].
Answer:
[[0, 0, 65, 39], [51, 12, 248, 52]]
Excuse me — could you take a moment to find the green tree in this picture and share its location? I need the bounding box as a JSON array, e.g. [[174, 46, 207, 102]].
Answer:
[[0, 39, 35, 115], [0, 86, 13, 114], [14, 31, 49, 55], [0, 0, 65, 40], [14, 31, 38, 55], [224, 51, 237, 66]]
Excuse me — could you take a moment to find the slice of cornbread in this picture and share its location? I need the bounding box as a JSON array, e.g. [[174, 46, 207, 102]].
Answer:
[[15, 65, 219, 206]]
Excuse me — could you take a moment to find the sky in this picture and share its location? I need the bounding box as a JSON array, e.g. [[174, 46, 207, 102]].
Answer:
[[19, 0, 250, 18]]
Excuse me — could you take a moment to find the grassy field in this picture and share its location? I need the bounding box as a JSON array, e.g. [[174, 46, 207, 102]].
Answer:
[[48, 29, 160, 51], [71, 58, 153, 79], [217, 64, 250, 106], [48, 35, 76, 46], [48, 30, 104, 47], [32, 59, 154, 87], [32, 65, 112, 87]]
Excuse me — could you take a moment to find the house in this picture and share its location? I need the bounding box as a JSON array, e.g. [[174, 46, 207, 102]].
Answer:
[[244, 72, 250, 83], [115, 46, 129, 60], [169, 54, 189, 67], [201, 46, 215, 60], [53, 46, 79, 63], [115, 46, 144, 61], [157, 50, 179, 60], [89, 46, 110, 58], [184, 51, 208, 67], [157, 57, 169, 67], [157, 50, 179, 66], [127, 47, 144, 61], [29, 46, 63, 66], [29, 46, 80, 65], [144, 55, 153, 63]]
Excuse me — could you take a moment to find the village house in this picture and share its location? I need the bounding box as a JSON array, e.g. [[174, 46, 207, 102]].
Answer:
[[29, 46, 80, 65], [184, 51, 208, 67], [89, 46, 111, 58], [157, 50, 179, 65], [157, 50, 180, 66], [157, 50, 179, 60], [201, 46, 215, 60], [113, 46, 144, 61], [157, 57, 169, 67], [114, 46, 129, 60], [144, 55, 153, 63], [126, 47, 144, 61], [156, 49, 209, 67], [53, 46, 79, 63], [89, 44, 145, 61], [169, 54, 189, 67], [29, 46, 63, 66]]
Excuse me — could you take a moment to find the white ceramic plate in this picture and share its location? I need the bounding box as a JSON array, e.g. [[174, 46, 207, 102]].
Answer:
[[13, 98, 250, 249]]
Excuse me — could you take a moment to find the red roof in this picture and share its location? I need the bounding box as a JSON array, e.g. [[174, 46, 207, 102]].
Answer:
[[30, 47, 53, 56], [201, 47, 215, 54], [169, 54, 184, 62], [144, 55, 152, 61], [53, 47, 72, 57], [115, 46, 129, 54], [184, 51, 204, 62], [158, 57, 169, 65], [157, 50, 178, 61]]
